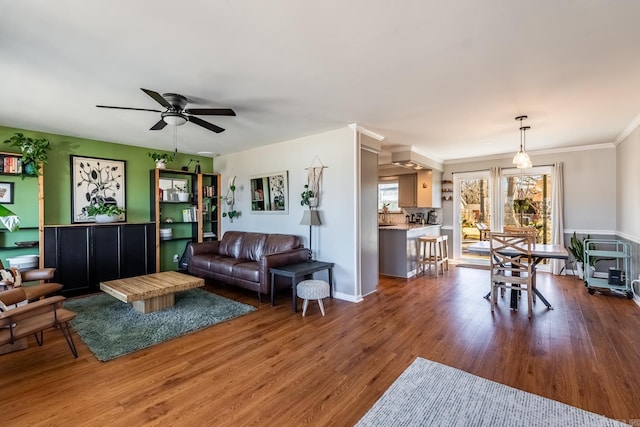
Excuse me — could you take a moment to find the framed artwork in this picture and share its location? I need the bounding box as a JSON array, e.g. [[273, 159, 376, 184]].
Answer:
[[249, 171, 288, 213], [71, 155, 126, 223], [0, 182, 14, 204]]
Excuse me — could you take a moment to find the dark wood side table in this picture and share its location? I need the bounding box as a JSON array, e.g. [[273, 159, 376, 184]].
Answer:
[[270, 261, 335, 312]]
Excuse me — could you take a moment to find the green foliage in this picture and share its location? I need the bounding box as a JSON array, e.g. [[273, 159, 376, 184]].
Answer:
[[86, 203, 125, 217], [222, 210, 239, 219], [222, 182, 238, 220], [568, 231, 594, 267], [300, 184, 314, 206], [147, 152, 174, 163], [4, 132, 51, 176]]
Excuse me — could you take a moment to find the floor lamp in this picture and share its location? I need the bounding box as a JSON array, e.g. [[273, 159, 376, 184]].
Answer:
[[300, 210, 321, 261]]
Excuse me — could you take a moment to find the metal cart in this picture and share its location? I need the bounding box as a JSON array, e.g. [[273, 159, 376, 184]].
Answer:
[[583, 239, 633, 299]]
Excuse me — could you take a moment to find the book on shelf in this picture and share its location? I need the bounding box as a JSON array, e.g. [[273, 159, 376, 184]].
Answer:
[[0, 155, 22, 174], [203, 185, 216, 198], [182, 207, 198, 222]]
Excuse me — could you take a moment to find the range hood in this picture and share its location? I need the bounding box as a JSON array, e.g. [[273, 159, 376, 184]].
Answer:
[[391, 150, 432, 171]]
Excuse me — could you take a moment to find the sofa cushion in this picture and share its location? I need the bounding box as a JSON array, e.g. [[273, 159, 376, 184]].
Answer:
[[238, 233, 267, 261], [232, 261, 260, 283], [264, 234, 302, 255], [218, 231, 244, 258], [190, 254, 244, 276]]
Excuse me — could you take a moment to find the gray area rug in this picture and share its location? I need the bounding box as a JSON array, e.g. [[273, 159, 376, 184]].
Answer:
[[64, 288, 256, 361], [356, 357, 626, 427]]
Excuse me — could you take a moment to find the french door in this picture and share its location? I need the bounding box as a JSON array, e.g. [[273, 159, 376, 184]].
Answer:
[[453, 166, 553, 264], [453, 171, 491, 262]]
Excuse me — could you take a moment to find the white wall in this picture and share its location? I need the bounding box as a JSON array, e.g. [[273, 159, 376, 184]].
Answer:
[[214, 126, 361, 301], [617, 126, 640, 240]]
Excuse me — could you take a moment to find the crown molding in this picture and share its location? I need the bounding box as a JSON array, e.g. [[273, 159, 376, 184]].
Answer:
[[614, 112, 640, 145], [443, 142, 615, 165]]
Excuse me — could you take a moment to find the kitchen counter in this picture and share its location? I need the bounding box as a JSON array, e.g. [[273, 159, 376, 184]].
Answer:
[[378, 224, 440, 230], [379, 224, 441, 278]]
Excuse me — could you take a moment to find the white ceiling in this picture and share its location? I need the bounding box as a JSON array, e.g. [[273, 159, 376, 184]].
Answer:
[[2, 1, 640, 163]]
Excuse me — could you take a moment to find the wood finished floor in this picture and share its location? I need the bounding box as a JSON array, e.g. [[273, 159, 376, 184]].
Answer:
[[1, 267, 640, 426]]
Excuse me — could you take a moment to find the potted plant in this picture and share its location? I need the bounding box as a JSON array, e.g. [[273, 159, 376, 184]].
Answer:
[[568, 231, 593, 279], [148, 152, 174, 169], [174, 184, 190, 202], [86, 203, 125, 223], [300, 185, 317, 208], [4, 132, 51, 176]]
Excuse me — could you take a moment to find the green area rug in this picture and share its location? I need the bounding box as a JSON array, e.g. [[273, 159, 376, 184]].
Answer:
[[64, 288, 256, 361]]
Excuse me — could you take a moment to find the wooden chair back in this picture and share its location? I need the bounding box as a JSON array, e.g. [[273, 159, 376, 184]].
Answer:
[[503, 226, 537, 241], [489, 232, 534, 282]]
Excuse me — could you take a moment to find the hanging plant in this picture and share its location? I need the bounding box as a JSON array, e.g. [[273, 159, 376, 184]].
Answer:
[[4, 132, 51, 176], [222, 177, 239, 222], [300, 184, 315, 207]]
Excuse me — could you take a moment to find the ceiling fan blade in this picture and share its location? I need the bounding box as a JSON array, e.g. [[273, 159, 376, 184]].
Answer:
[[150, 119, 168, 130], [96, 105, 162, 113], [141, 88, 171, 109], [188, 116, 225, 133], [184, 108, 236, 116]]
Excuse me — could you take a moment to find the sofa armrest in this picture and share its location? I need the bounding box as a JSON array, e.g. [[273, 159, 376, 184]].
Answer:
[[260, 248, 309, 270], [259, 248, 310, 293], [0, 295, 65, 319], [188, 241, 220, 257]]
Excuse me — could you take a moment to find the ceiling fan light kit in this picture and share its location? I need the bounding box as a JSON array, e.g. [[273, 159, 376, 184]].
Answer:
[[96, 88, 235, 134], [162, 112, 187, 126], [513, 115, 533, 169]]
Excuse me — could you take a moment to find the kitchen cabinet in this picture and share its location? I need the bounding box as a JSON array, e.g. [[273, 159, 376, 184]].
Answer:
[[398, 171, 442, 208], [398, 174, 417, 207], [43, 223, 155, 296]]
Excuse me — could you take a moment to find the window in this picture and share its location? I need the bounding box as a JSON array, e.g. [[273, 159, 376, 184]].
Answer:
[[502, 166, 553, 244], [378, 179, 399, 211]]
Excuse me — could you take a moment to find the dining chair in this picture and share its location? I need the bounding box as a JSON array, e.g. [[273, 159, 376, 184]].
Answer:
[[489, 232, 536, 317], [503, 226, 537, 240]]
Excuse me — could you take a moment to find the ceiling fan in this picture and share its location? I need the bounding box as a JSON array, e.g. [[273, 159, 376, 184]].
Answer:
[[96, 88, 236, 133]]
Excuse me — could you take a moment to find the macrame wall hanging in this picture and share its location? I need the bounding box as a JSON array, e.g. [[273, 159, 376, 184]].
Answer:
[[305, 155, 327, 208]]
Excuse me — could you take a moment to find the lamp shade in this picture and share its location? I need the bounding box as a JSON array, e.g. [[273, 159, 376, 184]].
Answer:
[[300, 210, 322, 226], [512, 150, 532, 169]]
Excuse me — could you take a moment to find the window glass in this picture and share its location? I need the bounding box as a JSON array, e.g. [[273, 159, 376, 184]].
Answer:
[[378, 181, 399, 211]]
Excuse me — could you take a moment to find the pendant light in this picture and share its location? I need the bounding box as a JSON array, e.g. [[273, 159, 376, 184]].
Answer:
[[513, 115, 532, 169]]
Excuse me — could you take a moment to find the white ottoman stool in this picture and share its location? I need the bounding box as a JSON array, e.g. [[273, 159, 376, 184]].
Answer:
[[296, 279, 330, 317]]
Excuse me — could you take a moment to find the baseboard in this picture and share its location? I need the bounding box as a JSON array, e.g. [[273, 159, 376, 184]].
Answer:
[[333, 291, 363, 303]]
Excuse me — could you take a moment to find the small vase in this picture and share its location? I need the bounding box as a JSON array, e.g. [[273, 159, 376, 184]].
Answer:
[[155, 160, 166, 169], [308, 197, 318, 208], [177, 192, 190, 202], [24, 162, 38, 176]]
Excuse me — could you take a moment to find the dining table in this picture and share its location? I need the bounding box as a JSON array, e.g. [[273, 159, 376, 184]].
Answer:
[[467, 241, 569, 309]]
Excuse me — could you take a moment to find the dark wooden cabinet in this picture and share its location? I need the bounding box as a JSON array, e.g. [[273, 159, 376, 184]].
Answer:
[[44, 223, 155, 296]]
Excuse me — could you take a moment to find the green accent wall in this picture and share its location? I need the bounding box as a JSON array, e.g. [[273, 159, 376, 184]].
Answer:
[[0, 125, 214, 225]]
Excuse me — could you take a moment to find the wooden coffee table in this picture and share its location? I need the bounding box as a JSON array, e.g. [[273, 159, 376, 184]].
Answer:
[[100, 271, 204, 313]]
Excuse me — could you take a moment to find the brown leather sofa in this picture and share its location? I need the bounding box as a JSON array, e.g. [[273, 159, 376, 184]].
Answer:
[[187, 231, 309, 300]]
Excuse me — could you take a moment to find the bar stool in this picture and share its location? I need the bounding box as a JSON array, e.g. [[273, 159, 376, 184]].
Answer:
[[417, 235, 449, 276]]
